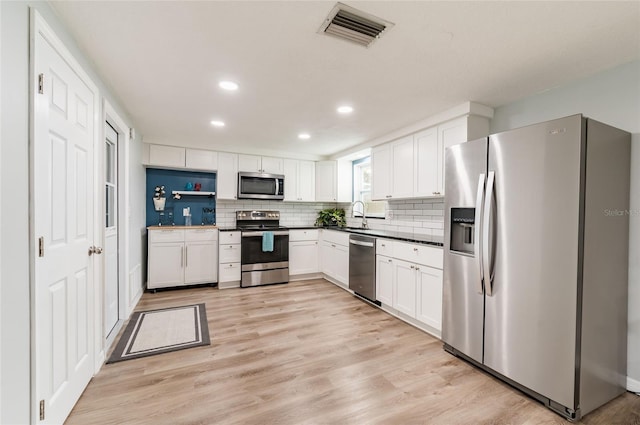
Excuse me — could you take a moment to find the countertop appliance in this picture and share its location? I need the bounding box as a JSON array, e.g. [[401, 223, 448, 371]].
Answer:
[[236, 210, 289, 287], [348, 234, 378, 304], [442, 115, 631, 421], [238, 172, 284, 200]]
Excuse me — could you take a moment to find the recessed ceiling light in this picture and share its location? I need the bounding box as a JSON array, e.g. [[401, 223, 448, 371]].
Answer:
[[210, 120, 225, 127], [337, 105, 353, 114], [298, 133, 311, 140], [218, 81, 239, 91]]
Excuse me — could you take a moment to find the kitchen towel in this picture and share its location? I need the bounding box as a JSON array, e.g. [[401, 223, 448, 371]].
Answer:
[[262, 231, 274, 252]]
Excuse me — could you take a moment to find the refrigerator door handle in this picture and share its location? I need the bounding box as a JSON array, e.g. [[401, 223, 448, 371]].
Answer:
[[474, 173, 486, 294], [483, 171, 495, 296]]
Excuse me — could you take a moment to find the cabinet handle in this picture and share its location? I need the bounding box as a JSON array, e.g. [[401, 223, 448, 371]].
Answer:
[[181, 247, 184, 267], [413, 247, 418, 252], [386, 195, 392, 198], [432, 191, 441, 195], [410, 265, 415, 269], [381, 243, 385, 247], [387, 259, 392, 263], [331, 244, 336, 248], [416, 266, 420, 271], [185, 246, 188, 267]]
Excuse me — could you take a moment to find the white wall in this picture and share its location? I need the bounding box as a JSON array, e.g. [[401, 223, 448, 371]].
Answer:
[[491, 59, 640, 391], [0, 1, 145, 422]]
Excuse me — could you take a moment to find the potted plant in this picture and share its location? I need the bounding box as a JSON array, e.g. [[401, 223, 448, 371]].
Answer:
[[315, 208, 346, 228], [153, 185, 166, 211]]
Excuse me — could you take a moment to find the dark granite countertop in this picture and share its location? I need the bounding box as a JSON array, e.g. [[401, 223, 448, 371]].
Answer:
[[287, 226, 443, 247]]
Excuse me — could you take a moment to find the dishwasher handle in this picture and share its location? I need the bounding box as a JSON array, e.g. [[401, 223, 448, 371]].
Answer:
[[349, 239, 374, 248]]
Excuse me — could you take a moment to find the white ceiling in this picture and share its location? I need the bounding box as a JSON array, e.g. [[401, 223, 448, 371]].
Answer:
[[51, 1, 640, 160]]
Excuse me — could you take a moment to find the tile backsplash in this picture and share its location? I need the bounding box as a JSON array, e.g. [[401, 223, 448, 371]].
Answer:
[[341, 199, 445, 236], [215, 200, 338, 228], [216, 198, 444, 236]]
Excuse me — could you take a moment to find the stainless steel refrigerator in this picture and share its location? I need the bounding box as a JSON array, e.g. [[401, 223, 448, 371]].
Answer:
[[442, 115, 630, 420]]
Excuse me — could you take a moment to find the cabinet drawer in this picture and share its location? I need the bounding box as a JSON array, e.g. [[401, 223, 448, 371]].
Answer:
[[220, 231, 241, 244], [148, 228, 185, 243], [185, 228, 218, 242], [289, 229, 319, 242], [219, 262, 241, 281], [394, 242, 443, 269], [321, 229, 349, 246], [219, 243, 241, 263], [376, 239, 394, 257]]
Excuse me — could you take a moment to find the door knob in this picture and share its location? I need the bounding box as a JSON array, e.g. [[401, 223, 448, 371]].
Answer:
[[88, 246, 103, 256]]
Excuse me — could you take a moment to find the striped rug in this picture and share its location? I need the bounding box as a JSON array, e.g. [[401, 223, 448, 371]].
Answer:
[[107, 303, 210, 363]]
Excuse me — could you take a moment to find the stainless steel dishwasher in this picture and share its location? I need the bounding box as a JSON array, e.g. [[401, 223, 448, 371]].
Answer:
[[348, 234, 379, 304]]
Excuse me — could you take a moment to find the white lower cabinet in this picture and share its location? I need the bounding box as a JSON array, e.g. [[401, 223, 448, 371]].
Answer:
[[147, 228, 218, 289], [394, 259, 417, 317], [218, 231, 241, 288], [320, 230, 349, 287], [416, 266, 444, 330], [375, 238, 443, 336], [289, 229, 320, 276], [375, 255, 394, 305]]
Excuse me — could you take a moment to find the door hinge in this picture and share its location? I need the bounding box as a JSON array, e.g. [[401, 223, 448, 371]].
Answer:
[[38, 237, 44, 257], [39, 399, 45, 421], [38, 73, 44, 94]]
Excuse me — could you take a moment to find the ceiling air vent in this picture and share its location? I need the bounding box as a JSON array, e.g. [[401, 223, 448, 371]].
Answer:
[[319, 3, 394, 48]]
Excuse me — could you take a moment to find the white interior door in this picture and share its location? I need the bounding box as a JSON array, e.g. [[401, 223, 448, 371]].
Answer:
[[104, 123, 118, 338], [33, 20, 97, 424]]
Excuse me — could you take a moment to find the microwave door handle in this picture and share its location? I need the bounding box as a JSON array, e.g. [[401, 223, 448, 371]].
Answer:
[[275, 178, 279, 195]]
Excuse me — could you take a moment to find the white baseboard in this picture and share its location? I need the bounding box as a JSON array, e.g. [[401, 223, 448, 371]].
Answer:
[[627, 376, 640, 394], [128, 264, 143, 315]]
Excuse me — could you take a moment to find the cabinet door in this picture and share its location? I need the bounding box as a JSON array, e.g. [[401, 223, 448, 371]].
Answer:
[[376, 255, 394, 306], [394, 259, 417, 318], [320, 241, 333, 277], [414, 127, 439, 197], [334, 243, 349, 285], [416, 265, 443, 330], [437, 117, 468, 195], [238, 154, 262, 172], [283, 159, 299, 201], [315, 161, 337, 202], [391, 136, 415, 198], [297, 160, 316, 201], [217, 152, 238, 200], [372, 144, 391, 200], [149, 145, 185, 168], [289, 240, 319, 275], [148, 243, 184, 288], [185, 149, 218, 171], [261, 156, 284, 174], [184, 241, 218, 284]]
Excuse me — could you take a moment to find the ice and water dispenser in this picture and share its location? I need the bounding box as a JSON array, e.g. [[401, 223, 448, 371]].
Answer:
[[450, 208, 475, 255]]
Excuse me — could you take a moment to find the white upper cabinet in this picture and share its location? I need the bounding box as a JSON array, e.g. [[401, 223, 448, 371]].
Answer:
[[185, 148, 218, 171], [284, 159, 315, 202], [372, 144, 392, 200], [238, 154, 284, 174], [147, 144, 186, 168], [414, 127, 439, 197], [371, 114, 490, 200], [217, 152, 239, 200], [315, 160, 352, 203], [315, 161, 337, 202], [391, 136, 415, 198], [143, 144, 219, 171]]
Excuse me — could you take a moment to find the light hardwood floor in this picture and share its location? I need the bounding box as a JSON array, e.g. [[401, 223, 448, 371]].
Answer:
[[67, 279, 639, 425]]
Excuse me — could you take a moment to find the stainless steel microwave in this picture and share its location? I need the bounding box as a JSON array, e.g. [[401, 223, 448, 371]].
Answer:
[[237, 172, 285, 200]]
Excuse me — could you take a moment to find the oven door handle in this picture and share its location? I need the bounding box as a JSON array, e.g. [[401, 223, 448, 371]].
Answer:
[[241, 231, 289, 237]]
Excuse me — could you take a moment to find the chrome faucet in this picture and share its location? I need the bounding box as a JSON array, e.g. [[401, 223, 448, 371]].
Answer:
[[352, 200, 368, 229]]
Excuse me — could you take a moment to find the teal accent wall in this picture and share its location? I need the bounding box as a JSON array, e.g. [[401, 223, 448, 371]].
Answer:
[[146, 168, 216, 226]]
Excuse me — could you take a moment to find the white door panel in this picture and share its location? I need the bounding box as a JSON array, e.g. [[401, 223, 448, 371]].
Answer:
[[34, 23, 97, 424]]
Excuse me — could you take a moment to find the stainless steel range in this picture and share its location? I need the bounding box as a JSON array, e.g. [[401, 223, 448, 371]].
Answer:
[[236, 210, 289, 287]]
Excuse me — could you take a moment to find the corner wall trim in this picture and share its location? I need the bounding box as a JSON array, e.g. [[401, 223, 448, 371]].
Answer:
[[627, 376, 640, 394]]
